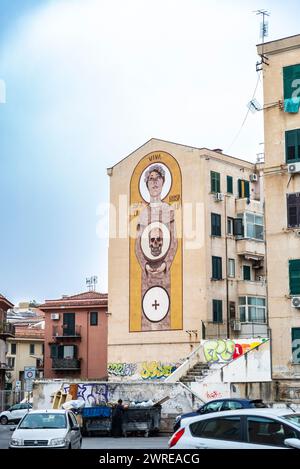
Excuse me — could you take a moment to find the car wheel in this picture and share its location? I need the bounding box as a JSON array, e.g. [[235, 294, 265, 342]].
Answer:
[[0, 416, 8, 425]]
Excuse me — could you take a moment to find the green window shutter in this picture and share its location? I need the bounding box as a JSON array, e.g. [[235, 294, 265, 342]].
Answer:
[[286, 130, 297, 162], [238, 179, 249, 198], [283, 64, 300, 100], [212, 256, 222, 279], [50, 344, 58, 359], [211, 213, 221, 236], [211, 171, 220, 193], [243, 265, 251, 281], [244, 181, 250, 198], [287, 193, 300, 228], [238, 179, 242, 198], [289, 259, 300, 295], [227, 175, 233, 194], [291, 328, 300, 364], [213, 300, 223, 323]]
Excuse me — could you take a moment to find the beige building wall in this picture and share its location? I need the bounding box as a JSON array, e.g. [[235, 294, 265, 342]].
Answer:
[[6, 339, 43, 388], [258, 35, 300, 378], [108, 139, 266, 377]]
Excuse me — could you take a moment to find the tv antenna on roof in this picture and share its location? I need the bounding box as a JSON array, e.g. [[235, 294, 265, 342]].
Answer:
[[86, 276, 98, 292], [255, 9, 270, 71]]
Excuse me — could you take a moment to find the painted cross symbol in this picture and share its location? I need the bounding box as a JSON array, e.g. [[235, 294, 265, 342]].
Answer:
[[152, 300, 160, 310]]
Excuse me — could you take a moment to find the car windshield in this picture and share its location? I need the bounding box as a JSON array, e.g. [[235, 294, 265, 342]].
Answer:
[[281, 414, 300, 429], [19, 413, 67, 429]]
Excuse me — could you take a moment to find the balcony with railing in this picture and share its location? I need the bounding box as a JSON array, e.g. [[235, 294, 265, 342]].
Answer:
[[237, 280, 266, 297], [0, 322, 15, 339], [52, 325, 81, 340], [52, 358, 81, 370], [202, 320, 269, 340], [236, 239, 265, 259]]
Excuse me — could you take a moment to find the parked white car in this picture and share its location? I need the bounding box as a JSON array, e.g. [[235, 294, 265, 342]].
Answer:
[[9, 409, 82, 449], [0, 403, 32, 425], [168, 408, 300, 449]]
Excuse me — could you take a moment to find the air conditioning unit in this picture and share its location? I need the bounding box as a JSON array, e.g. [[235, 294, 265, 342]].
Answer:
[[50, 313, 60, 320], [288, 162, 300, 174], [214, 192, 224, 202], [250, 173, 258, 182], [291, 297, 300, 308], [232, 320, 241, 331]]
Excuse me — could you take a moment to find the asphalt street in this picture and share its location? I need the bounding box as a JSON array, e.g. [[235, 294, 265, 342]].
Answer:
[[0, 425, 170, 449]]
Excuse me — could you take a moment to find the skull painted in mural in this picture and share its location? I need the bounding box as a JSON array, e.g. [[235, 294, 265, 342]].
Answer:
[[148, 227, 163, 257]]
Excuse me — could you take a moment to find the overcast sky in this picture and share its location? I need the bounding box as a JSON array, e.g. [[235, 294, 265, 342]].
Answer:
[[0, 0, 299, 304]]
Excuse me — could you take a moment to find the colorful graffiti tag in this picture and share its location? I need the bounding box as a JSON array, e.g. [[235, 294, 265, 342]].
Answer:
[[140, 361, 177, 380], [107, 363, 137, 377], [203, 339, 268, 364], [63, 383, 109, 404]]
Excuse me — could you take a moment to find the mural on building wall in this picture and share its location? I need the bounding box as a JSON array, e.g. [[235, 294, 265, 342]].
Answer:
[[203, 338, 268, 364], [63, 383, 109, 404], [107, 361, 180, 380], [140, 361, 178, 380], [130, 151, 182, 332], [107, 363, 137, 377]]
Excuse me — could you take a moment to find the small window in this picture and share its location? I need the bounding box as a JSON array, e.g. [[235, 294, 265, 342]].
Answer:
[[289, 259, 300, 295], [238, 179, 250, 198], [227, 217, 234, 235], [286, 129, 300, 163], [228, 259, 235, 278], [212, 299, 223, 323], [11, 343, 16, 355], [90, 311, 98, 326], [287, 193, 300, 228], [190, 416, 242, 442], [211, 171, 221, 193], [243, 265, 251, 281], [227, 175, 233, 194], [29, 344, 35, 355], [211, 213, 221, 236], [212, 256, 222, 280]]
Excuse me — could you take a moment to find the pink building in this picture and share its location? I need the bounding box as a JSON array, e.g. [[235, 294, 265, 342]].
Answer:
[[40, 291, 108, 380]]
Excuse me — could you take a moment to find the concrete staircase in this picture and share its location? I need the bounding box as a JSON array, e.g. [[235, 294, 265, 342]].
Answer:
[[179, 362, 210, 384]]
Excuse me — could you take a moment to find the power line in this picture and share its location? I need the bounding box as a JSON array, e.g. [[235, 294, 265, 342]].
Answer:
[[226, 72, 261, 152]]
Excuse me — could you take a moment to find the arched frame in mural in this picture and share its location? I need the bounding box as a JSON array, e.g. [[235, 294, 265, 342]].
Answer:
[[129, 151, 183, 332]]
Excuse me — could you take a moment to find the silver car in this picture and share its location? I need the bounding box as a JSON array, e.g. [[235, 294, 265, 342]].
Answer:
[[9, 409, 82, 449]]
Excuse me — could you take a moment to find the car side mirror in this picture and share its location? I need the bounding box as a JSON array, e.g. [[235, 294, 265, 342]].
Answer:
[[10, 426, 16, 432], [284, 438, 300, 449], [72, 425, 80, 431], [198, 407, 205, 414]]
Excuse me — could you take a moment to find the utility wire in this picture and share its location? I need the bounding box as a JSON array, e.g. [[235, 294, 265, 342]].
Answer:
[[226, 72, 261, 152]]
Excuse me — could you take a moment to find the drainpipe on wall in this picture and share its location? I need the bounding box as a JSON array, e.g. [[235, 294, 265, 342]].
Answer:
[[224, 194, 230, 339]]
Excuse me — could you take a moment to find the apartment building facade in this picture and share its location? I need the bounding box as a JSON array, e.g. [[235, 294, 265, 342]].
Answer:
[[258, 35, 300, 391], [0, 294, 14, 390], [40, 291, 108, 380], [107, 139, 267, 379]]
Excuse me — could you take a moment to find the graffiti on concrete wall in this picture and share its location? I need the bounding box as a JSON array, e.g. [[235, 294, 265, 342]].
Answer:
[[140, 361, 177, 380], [63, 383, 109, 404], [203, 339, 267, 364], [107, 363, 137, 377]]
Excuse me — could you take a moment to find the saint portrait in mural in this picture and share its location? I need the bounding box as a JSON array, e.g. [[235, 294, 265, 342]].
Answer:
[[135, 163, 178, 331], [130, 151, 182, 333]]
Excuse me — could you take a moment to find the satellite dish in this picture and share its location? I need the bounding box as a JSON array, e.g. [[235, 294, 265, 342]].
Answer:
[[247, 98, 262, 113]]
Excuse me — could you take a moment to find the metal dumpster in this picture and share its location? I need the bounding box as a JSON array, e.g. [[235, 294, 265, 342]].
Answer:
[[82, 406, 112, 436], [122, 405, 161, 438]]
